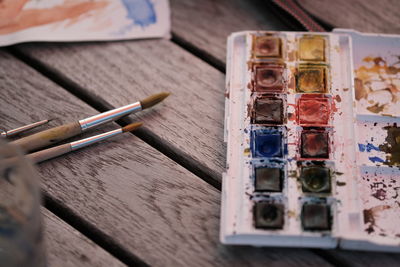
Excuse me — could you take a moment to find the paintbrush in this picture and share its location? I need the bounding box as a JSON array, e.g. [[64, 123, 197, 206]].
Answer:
[[12, 92, 169, 152], [27, 122, 142, 164], [1, 119, 53, 138]]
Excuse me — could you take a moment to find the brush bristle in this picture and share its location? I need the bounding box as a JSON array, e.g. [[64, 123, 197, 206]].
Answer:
[[122, 122, 143, 132], [140, 92, 170, 109]]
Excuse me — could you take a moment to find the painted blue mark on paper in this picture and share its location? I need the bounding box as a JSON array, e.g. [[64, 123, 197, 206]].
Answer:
[[358, 143, 380, 153], [121, 0, 157, 27], [368, 156, 385, 163]]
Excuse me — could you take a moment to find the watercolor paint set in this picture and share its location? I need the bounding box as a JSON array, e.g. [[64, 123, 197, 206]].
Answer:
[[221, 29, 400, 252]]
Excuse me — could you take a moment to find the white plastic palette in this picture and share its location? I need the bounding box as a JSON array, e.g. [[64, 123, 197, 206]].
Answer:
[[221, 29, 400, 252]]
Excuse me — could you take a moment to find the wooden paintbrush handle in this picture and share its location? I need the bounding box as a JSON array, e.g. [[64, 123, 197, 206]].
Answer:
[[28, 143, 72, 163], [12, 121, 82, 153]]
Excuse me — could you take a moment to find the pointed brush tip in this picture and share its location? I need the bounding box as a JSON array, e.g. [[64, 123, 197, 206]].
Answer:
[[140, 92, 171, 109], [122, 122, 143, 132]]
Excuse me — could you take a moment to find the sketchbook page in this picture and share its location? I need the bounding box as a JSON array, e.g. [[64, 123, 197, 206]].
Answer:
[[0, 0, 170, 46]]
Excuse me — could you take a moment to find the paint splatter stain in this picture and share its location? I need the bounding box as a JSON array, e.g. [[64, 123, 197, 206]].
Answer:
[[369, 156, 385, 163], [363, 205, 391, 234], [358, 143, 380, 152], [287, 112, 295, 121], [224, 90, 230, 99], [379, 125, 400, 166], [372, 188, 387, 201], [336, 181, 346, 186], [366, 103, 385, 114], [287, 210, 296, 218]]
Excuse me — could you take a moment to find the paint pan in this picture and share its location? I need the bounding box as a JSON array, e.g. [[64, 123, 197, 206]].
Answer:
[[297, 160, 334, 195], [253, 64, 285, 92], [296, 64, 328, 93], [300, 164, 331, 193], [251, 95, 285, 125], [251, 127, 285, 158], [254, 201, 284, 229], [252, 159, 285, 192], [297, 95, 331, 126], [301, 202, 331, 230], [222, 29, 400, 252], [300, 128, 330, 159], [299, 35, 326, 62], [253, 35, 282, 58]]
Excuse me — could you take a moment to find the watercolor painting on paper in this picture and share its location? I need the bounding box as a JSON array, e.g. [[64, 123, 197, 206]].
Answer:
[[0, 0, 170, 46]]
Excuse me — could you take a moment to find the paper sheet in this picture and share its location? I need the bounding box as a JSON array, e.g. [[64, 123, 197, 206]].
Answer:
[[0, 0, 170, 46]]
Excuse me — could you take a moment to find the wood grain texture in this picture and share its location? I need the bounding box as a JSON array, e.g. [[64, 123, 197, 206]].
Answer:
[[43, 209, 125, 267], [171, 0, 292, 63], [174, 2, 400, 264], [298, 0, 400, 34], [11, 0, 296, 185], [0, 52, 332, 266], [16, 40, 227, 181], [11, 1, 400, 265]]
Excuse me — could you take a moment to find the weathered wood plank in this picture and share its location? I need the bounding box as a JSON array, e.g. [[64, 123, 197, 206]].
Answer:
[[11, 0, 300, 184], [172, 0, 400, 64], [0, 52, 332, 266], [171, 0, 400, 66], [298, 0, 400, 34], [13, 1, 400, 264], [171, 0, 292, 63], [172, 1, 400, 265], [15, 40, 227, 182], [43, 209, 125, 267]]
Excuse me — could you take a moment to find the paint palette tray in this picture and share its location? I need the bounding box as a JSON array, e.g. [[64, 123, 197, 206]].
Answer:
[[221, 29, 400, 252]]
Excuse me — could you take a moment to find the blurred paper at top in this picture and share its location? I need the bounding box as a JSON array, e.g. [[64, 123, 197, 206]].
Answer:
[[0, 0, 170, 46]]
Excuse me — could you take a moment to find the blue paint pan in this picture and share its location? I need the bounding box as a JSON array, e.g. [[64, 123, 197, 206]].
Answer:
[[251, 127, 285, 158]]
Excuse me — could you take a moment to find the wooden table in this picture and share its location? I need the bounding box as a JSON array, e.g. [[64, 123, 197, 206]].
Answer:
[[1, 0, 400, 266]]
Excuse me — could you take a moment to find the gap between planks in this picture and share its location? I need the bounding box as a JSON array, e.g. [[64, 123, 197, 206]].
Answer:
[[169, 0, 311, 74], [42, 208, 126, 267], [42, 191, 148, 267], [171, 33, 226, 73], [9, 46, 345, 267], [4, 1, 399, 265], [8, 47, 222, 191]]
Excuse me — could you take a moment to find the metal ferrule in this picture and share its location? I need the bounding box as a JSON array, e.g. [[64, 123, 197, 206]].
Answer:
[[1, 119, 50, 138], [78, 102, 142, 131], [70, 128, 123, 150]]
